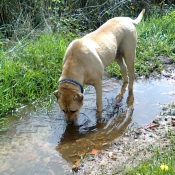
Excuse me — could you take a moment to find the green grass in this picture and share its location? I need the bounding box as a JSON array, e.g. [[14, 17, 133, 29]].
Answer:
[[0, 32, 77, 121], [122, 130, 175, 175], [107, 10, 175, 77]]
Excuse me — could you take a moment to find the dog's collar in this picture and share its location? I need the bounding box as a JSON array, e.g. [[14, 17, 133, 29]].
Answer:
[[59, 78, 84, 94]]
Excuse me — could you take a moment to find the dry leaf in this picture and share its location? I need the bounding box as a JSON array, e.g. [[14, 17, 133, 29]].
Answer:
[[147, 123, 159, 129], [86, 139, 95, 146], [91, 149, 100, 155], [101, 142, 109, 146], [74, 159, 81, 166], [69, 153, 77, 158], [97, 137, 104, 140]]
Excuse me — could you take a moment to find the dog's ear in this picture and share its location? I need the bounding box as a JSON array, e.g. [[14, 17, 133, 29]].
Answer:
[[74, 93, 84, 105], [54, 90, 61, 100]]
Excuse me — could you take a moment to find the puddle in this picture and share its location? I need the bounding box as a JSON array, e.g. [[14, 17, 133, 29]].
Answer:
[[0, 77, 175, 174]]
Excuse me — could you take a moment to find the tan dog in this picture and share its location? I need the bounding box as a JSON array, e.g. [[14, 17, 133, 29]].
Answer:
[[54, 9, 145, 124]]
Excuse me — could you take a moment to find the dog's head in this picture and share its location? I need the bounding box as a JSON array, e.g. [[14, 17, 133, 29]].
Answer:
[[54, 88, 83, 124]]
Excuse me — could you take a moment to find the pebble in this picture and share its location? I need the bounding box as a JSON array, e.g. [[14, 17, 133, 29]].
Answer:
[[135, 129, 142, 135], [171, 109, 175, 115], [152, 119, 160, 124], [172, 121, 175, 126]]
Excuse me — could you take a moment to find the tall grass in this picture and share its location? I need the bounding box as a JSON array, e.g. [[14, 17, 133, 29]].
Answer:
[[0, 32, 77, 120]]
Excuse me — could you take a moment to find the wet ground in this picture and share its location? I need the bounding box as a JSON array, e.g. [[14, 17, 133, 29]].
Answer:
[[0, 76, 175, 174]]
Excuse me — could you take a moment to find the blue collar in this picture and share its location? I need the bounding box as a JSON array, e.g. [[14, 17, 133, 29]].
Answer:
[[59, 78, 84, 94]]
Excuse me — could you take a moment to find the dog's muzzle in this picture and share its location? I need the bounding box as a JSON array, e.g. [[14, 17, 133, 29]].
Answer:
[[66, 120, 74, 125]]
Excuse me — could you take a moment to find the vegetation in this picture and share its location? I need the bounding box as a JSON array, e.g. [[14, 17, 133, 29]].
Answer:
[[1, 0, 175, 39], [0, 1, 175, 126], [0, 32, 77, 124]]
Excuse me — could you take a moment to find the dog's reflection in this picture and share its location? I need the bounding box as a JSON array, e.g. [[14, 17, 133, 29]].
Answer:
[[116, 82, 134, 108], [56, 86, 134, 164]]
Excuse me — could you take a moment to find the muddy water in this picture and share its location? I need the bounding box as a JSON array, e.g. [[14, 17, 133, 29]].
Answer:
[[0, 77, 175, 174]]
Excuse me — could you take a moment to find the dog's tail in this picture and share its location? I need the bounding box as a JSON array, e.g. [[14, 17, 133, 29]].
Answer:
[[132, 9, 145, 25]]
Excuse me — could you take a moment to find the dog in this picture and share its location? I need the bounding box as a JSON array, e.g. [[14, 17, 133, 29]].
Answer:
[[54, 9, 145, 124]]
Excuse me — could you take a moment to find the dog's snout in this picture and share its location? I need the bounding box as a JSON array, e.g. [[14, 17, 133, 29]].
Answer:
[[66, 120, 74, 125]]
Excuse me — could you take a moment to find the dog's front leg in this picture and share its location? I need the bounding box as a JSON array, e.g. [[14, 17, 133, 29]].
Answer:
[[94, 80, 103, 117]]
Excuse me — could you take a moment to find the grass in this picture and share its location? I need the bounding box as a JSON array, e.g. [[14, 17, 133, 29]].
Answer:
[[122, 130, 175, 175], [0, 32, 77, 122], [106, 10, 175, 77]]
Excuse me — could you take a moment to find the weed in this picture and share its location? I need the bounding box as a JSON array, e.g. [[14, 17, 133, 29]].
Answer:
[[0, 32, 77, 119]]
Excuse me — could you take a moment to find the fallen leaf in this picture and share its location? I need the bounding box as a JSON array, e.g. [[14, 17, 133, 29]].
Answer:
[[74, 159, 81, 166], [147, 123, 159, 129], [101, 142, 109, 146], [69, 153, 77, 158], [91, 149, 100, 155], [86, 139, 95, 146], [76, 138, 85, 143], [97, 137, 104, 140]]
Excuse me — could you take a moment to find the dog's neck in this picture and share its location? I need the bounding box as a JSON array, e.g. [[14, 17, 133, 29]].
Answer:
[[59, 78, 84, 93]]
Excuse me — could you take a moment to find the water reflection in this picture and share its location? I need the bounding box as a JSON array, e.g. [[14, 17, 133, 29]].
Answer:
[[56, 105, 133, 164]]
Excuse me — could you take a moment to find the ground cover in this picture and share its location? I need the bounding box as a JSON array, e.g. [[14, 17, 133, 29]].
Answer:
[[0, 32, 77, 121]]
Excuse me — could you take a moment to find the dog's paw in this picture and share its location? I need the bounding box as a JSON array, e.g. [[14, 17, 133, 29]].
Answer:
[[96, 110, 102, 117], [96, 116, 107, 123]]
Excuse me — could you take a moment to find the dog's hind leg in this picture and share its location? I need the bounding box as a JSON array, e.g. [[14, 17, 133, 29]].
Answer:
[[123, 46, 136, 90], [116, 55, 128, 84], [115, 55, 128, 102]]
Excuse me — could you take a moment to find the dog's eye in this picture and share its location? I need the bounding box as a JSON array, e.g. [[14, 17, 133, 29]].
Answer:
[[70, 110, 78, 113]]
